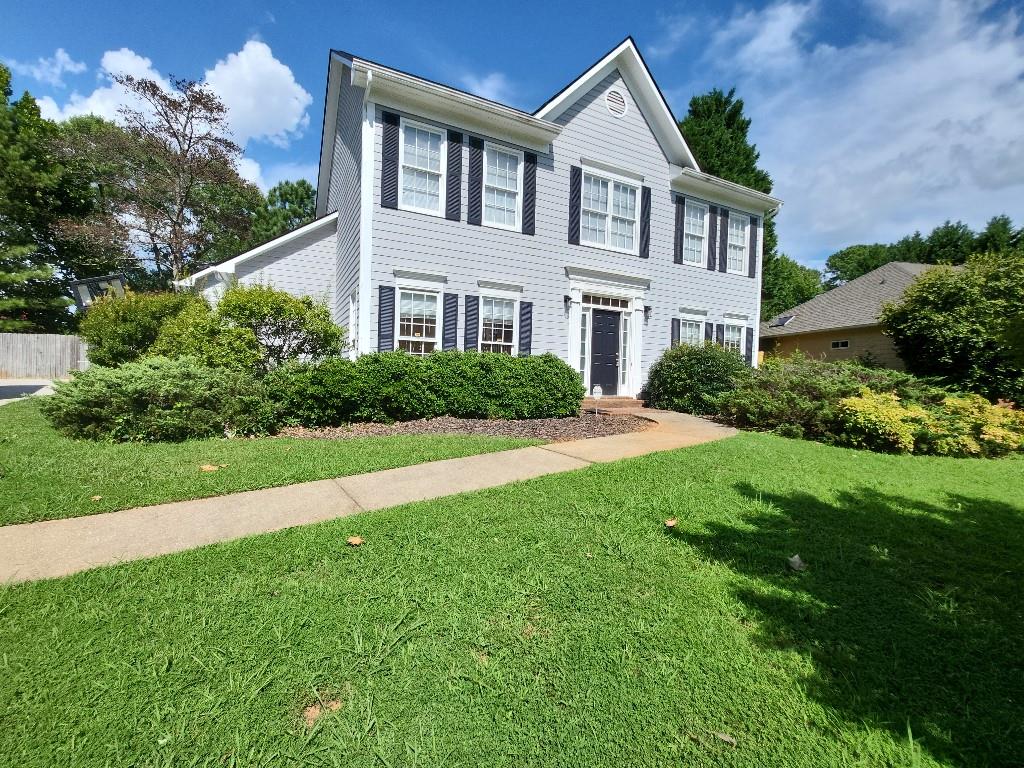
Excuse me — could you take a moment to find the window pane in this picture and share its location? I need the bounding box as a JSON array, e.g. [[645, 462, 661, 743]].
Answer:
[[397, 291, 439, 356], [724, 324, 742, 352], [727, 215, 748, 272], [611, 216, 634, 250], [480, 296, 515, 354], [582, 175, 608, 213], [612, 183, 636, 220], [683, 203, 706, 265], [581, 211, 607, 244], [620, 314, 629, 387]]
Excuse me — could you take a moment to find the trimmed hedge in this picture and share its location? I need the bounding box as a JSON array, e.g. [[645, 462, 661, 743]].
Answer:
[[267, 351, 585, 426], [644, 342, 749, 415], [41, 356, 276, 442]]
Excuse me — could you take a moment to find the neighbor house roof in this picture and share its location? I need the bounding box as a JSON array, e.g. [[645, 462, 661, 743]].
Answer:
[[761, 261, 945, 338]]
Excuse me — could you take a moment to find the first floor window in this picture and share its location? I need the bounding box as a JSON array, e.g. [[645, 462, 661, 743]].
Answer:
[[619, 313, 630, 388], [480, 296, 516, 354], [400, 121, 445, 214], [682, 201, 708, 265], [831, 340, 849, 349], [726, 213, 749, 273], [484, 145, 521, 229], [724, 324, 743, 352], [579, 310, 589, 376], [681, 320, 703, 346], [397, 290, 438, 355], [580, 171, 638, 253]]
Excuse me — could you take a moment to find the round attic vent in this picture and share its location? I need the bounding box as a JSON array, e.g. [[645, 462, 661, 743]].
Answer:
[[606, 89, 628, 117]]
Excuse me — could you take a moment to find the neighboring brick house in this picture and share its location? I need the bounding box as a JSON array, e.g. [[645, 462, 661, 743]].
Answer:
[[179, 38, 781, 397], [760, 261, 945, 369]]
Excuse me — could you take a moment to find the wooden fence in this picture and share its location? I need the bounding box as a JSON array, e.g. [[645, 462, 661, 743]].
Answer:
[[0, 333, 87, 378]]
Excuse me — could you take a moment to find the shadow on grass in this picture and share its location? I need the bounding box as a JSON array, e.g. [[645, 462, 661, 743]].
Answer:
[[674, 483, 1024, 766]]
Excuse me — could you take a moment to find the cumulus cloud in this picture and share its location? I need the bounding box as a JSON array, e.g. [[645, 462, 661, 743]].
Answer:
[[666, 0, 1024, 265], [37, 48, 167, 122], [5, 47, 86, 87], [460, 72, 516, 104]]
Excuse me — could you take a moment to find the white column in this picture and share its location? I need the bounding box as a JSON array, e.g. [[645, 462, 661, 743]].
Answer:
[[629, 297, 645, 397]]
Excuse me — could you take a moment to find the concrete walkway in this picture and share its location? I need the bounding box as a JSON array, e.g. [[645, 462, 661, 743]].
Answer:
[[0, 410, 735, 584], [0, 378, 54, 406]]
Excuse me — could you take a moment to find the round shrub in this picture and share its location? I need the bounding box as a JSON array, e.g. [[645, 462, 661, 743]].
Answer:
[[644, 342, 749, 415], [40, 356, 275, 442], [150, 302, 264, 372], [79, 291, 205, 366], [837, 389, 924, 454]]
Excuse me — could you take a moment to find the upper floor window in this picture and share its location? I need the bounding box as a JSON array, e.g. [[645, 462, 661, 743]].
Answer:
[[682, 201, 708, 266], [726, 213, 749, 273], [397, 289, 439, 356], [580, 171, 639, 254], [399, 119, 446, 216], [483, 144, 522, 230], [480, 296, 516, 354], [724, 323, 743, 352]]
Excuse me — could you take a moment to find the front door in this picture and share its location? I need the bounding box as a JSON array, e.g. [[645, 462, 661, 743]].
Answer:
[[590, 309, 620, 395]]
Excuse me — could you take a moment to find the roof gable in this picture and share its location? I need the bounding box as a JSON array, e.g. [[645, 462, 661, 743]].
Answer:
[[534, 37, 700, 171]]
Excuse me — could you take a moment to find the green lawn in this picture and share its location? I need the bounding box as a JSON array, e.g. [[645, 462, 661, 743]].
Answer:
[[0, 399, 534, 526], [1, 433, 1021, 766]]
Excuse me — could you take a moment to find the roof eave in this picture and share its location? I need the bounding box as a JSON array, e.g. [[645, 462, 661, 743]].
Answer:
[[673, 167, 783, 215], [761, 321, 882, 338]]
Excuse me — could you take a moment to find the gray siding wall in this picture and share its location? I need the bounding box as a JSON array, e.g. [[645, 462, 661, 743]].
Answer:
[[365, 69, 761, 385], [236, 224, 337, 308]]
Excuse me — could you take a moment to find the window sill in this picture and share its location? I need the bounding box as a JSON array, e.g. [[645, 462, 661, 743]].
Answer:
[[395, 203, 447, 219], [577, 240, 640, 258]]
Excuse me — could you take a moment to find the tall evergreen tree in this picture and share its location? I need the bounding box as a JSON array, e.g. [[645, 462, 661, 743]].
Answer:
[[247, 179, 316, 247], [760, 254, 823, 321]]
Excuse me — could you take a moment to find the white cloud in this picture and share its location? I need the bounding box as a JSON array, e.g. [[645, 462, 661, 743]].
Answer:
[[203, 40, 311, 147], [648, 16, 694, 59], [681, 0, 1024, 266], [460, 72, 515, 104], [5, 47, 86, 87]]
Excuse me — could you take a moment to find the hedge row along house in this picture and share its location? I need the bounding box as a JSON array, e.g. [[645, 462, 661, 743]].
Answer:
[[177, 38, 781, 398]]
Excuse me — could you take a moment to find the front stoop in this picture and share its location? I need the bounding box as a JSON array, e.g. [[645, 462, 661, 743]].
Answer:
[[582, 396, 645, 413]]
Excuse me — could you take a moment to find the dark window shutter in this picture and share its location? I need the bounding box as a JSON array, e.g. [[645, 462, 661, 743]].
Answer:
[[707, 206, 718, 271], [639, 186, 652, 259], [522, 152, 537, 235], [378, 285, 395, 351], [718, 209, 729, 273], [518, 301, 533, 356], [381, 112, 400, 209], [568, 165, 582, 245], [445, 131, 462, 221], [704, 322, 714, 342], [715, 323, 725, 346], [464, 295, 479, 350], [671, 318, 680, 347], [673, 195, 685, 264], [748, 216, 758, 278], [467, 137, 484, 226], [745, 327, 754, 365], [442, 293, 458, 350]]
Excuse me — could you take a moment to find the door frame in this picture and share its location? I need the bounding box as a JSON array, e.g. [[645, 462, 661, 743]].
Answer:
[[565, 266, 648, 398]]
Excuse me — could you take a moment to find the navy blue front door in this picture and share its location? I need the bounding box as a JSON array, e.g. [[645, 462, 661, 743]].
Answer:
[[590, 309, 620, 395]]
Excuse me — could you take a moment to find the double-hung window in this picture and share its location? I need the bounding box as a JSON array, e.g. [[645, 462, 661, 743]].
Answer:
[[480, 296, 516, 354], [681, 320, 703, 346], [397, 290, 439, 356], [580, 171, 639, 254], [726, 212, 749, 273], [682, 201, 708, 265], [483, 144, 522, 230], [724, 323, 743, 353], [399, 119, 446, 216]]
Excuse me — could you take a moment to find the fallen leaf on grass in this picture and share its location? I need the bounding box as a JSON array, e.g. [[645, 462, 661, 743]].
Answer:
[[199, 464, 228, 472], [346, 536, 364, 547], [302, 699, 342, 727], [90, 495, 102, 502], [788, 554, 807, 571], [715, 732, 737, 746], [664, 518, 678, 528]]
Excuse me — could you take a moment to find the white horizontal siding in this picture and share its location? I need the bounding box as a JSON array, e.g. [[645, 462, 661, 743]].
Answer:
[[235, 224, 337, 309], [330, 71, 364, 329]]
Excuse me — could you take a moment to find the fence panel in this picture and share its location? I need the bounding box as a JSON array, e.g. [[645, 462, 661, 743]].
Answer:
[[0, 333, 87, 378]]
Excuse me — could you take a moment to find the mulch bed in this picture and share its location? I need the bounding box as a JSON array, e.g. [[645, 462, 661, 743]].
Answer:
[[279, 413, 653, 443]]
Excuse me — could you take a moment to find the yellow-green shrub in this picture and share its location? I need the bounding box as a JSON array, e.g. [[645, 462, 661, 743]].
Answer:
[[837, 389, 925, 454], [918, 394, 1024, 458]]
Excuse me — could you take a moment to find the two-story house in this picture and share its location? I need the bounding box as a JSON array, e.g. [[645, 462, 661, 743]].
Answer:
[[179, 38, 782, 398]]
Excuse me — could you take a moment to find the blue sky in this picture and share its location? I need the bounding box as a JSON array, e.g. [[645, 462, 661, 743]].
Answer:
[[3, 0, 1023, 267]]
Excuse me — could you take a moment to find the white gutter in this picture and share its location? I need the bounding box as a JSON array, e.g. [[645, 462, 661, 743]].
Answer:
[[673, 166, 783, 214]]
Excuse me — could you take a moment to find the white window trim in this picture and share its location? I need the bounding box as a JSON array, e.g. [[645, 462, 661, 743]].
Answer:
[[724, 209, 749, 275], [478, 294, 520, 355], [398, 116, 447, 218], [481, 141, 524, 232], [579, 167, 641, 257], [394, 286, 442, 355], [723, 322, 745, 354], [681, 199, 709, 267]]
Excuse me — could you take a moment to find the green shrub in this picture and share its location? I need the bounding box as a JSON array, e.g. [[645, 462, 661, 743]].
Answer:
[[644, 342, 749, 415], [149, 303, 264, 371], [265, 358, 361, 427], [916, 394, 1024, 458], [483, 353, 584, 419], [837, 389, 924, 454], [40, 356, 275, 442], [216, 284, 344, 370], [79, 291, 204, 366]]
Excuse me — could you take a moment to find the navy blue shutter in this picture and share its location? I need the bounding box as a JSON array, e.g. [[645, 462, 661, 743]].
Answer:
[[706, 206, 718, 271], [568, 166, 582, 245], [745, 327, 754, 365], [445, 131, 462, 221], [378, 286, 395, 351], [671, 318, 680, 347], [518, 302, 533, 356], [748, 216, 758, 278], [673, 196, 685, 264], [442, 293, 458, 350], [704, 322, 714, 342], [639, 186, 652, 259], [464, 295, 479, 350], [467, 137, 484, 226], [522, 152, 537, 235], [381, 112, 400, 209], [718, 209, 729, 273], [715, 323, 725, 346]]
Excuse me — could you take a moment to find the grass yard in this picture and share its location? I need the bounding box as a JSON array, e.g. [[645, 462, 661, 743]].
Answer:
[[0, 399, 535, 526], [1, 433, 1022, 767]]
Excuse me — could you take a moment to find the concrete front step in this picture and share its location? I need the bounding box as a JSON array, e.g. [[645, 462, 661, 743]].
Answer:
[[582, 396, 645, 411]]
